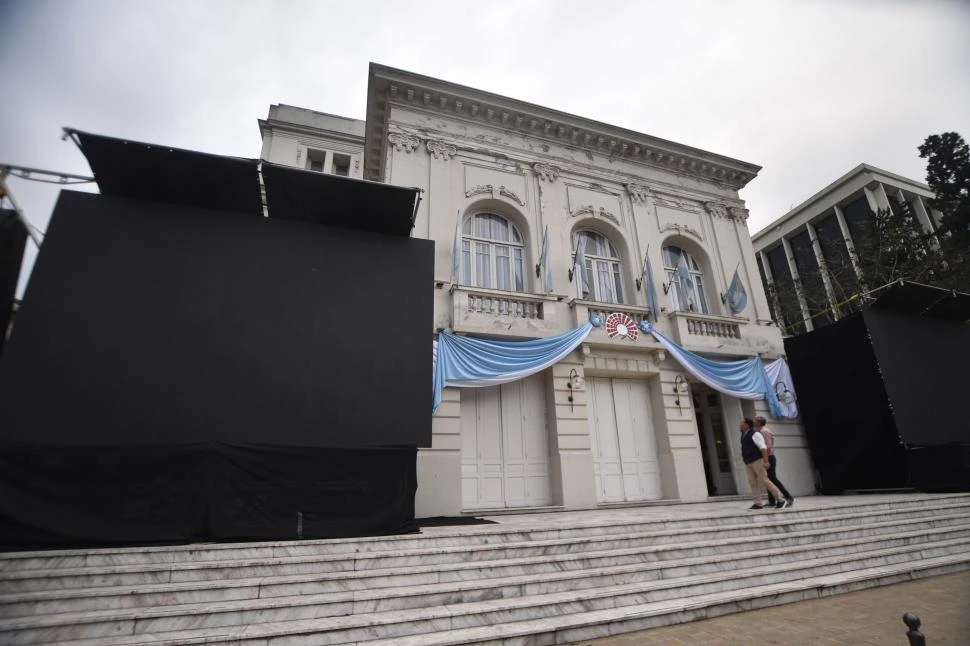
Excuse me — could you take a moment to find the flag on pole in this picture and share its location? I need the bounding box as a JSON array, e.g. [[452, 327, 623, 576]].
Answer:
[[725, 265, 748, 314], [642, 248, 659, 321], [674, 250, 695, 309], [450, 210, 462, 285], [538, 225, 553, 293], [573, 237, 589, 297]]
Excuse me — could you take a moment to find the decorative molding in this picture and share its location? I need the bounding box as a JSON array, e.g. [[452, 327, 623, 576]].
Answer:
[[570, 204, 620, 226], [729, 206, 750, 222], [660, 222, 703, 240], [463, 184, 526, 206], [705, 201, 729, 219], [387, 133, 420, 153], [653, 194, 703, 213], [625, 182, 651, 204], [533, 163, 560, 183], [499, 186, 526, 206], [426, 139, 457, 160]]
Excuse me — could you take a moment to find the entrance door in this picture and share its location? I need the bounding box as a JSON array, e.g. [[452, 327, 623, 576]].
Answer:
[[460, 374, 552, 510], [587, 377, 662, 503], [692, 386, 737, 495]]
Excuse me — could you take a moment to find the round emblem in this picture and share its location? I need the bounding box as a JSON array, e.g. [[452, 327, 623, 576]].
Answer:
[[605, 312, 639, 340]]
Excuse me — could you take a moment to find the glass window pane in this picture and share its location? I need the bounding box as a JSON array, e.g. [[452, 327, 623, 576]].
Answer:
[[512, 227, 522, 243], [596, 260, 613, 302], [476, 242, 491, 288], [513, 248, 524, 292], [462, 240, 471, 284], [612, 262, 623, 303], [496, 246, 510, 291], [492, 217, 508, 242], [475, 215, 490, 238]]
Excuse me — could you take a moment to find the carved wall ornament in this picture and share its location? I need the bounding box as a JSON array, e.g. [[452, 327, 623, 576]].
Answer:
[[625, 183, 652, 204], [570, 204, 620, 226], [652, 194, 703, 213], [499, 186, 526, 206], [388, 133, 420, 153], [533, 163, 561, 183], [660, 222, 703, 240], [426, 139, 457, 161], [705, 202, 729, 219], [729, 206, 750, 222], [462, 184, 526, 206]]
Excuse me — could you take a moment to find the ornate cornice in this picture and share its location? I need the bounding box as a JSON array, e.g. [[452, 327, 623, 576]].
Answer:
[[533, 163, 561, 183], [365, 64, 762, 188], [426, 139, 457, 160], [625, 182, 651, 204], [387, 133, 420, 153], [570, 205, 620, 226]]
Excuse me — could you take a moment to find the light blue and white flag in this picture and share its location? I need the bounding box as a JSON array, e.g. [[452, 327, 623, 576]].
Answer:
[[573, 237, 589, 297], [642, 249, 660, 321], [725, 266, 748, 314], [450, 210, 462, 285], [538, 225, 553, 293]]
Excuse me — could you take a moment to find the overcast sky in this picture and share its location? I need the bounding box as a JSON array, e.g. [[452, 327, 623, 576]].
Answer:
[[2, 0, 969, 291]]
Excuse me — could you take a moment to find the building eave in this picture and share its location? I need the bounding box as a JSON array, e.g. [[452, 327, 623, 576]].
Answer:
[[364, 63, 761, 190]]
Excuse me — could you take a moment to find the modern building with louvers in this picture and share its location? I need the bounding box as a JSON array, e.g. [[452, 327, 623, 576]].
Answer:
[[258, 63, 815, 518], [751, 164, 942, 335]]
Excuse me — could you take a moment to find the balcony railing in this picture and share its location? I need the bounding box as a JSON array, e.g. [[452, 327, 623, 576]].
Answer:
[[451, 286, 561, 337], [466, 292, 544, 319]]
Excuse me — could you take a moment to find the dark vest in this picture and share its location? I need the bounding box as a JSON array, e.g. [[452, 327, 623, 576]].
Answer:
[[740, 429, 763, 464]]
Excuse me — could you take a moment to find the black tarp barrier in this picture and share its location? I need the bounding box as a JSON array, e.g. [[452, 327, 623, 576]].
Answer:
[[0, 442, 417, 550], [73, 130, 264, 217], [785, 282, 970, 493], [0, 191, 433, 449], [261, 162, 419, 236], [784, 312, 909, 492], [0, 209, 26, 358]]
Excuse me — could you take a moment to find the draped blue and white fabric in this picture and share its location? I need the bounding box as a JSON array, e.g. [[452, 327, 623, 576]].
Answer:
[[640, 321, 785, 419], [433, 323, 593, 412], [764, 356, 799, 419]]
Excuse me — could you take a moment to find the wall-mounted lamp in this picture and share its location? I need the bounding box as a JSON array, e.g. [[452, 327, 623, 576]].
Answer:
[[673, 375, 688, 412], [774, 381, 795, 404], [566, 368, 585, 411]]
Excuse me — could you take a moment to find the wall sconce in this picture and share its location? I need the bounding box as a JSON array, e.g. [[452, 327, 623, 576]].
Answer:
[[567, 368, 585, 411], [673, 375, 688, 412], [775, 381, 795, 404]]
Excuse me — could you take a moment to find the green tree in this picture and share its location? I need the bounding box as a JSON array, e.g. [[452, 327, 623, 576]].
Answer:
[[854, 206, 947, 289], [918, 132, 970, 291]]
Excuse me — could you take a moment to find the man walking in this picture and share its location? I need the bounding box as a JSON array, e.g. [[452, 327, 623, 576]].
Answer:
[[755, 416, 795, 507], [739, 417, 788, 510]]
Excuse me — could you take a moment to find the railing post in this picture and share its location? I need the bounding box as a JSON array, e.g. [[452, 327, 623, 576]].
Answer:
[[903, 613, 926, 646]]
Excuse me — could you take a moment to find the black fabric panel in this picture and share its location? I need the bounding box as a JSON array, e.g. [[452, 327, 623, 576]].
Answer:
[[74, 130, 263, 217], [907, 444, 970, 493], [870, 281, 970, 321], [0, 209, 27, 358], [784, 313, 908, 492], [0, 191, 433, 448], [864, 309, 970, 445], [262, 162, 419, 237], [0, 443, 417, 550]]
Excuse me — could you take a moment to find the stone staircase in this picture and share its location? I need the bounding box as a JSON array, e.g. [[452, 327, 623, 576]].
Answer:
[[1, 493, 968, 645]]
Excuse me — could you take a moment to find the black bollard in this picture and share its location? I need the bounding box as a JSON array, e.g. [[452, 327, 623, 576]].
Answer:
[[902, 613, 926, 646]]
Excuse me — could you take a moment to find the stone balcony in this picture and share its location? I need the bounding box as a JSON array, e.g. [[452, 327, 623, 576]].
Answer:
[[665, 310, 749, 353], [450, 286, 562, 338]]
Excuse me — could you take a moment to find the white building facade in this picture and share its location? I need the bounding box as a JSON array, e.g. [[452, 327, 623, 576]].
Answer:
[[751, 164, 942, 335], [259, 64, 815, 517]]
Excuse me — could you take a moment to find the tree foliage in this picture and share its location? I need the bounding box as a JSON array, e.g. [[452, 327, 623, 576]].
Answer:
[[918, 132, 970, 292]]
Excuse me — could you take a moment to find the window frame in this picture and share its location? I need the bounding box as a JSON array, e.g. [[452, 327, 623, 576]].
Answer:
[[461, 212, 526, 293], [662, 245, 710, 314], [574, 230, 624, 304]]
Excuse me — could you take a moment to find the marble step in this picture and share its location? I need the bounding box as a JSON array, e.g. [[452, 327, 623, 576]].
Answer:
[[6, 519, 968, 620], [3, 529, 968, 644], [24, 551, 970, 646], [3, 495, 967, 574], [3, 506, 967, 595]]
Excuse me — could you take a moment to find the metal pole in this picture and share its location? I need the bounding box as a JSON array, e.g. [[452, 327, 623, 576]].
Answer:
[[0, 172, 44, 248]]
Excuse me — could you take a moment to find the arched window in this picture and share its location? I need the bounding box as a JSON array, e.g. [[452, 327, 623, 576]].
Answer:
[[461, 213, 525, 292], [662, 246, 709, 314], [574, 230, 624, 304]]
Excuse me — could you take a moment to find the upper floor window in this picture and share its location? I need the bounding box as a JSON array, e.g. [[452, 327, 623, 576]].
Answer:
[[663, 246, 709, 314], [306, 149, 352, 176], [575, 230, 624, 304], [461, 213, 525, 292]]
